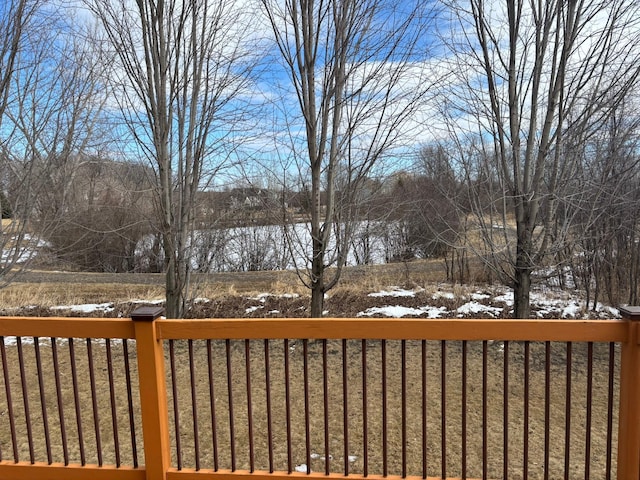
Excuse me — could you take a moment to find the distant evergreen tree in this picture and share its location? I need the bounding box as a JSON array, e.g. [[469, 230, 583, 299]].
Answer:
[[1, 191, 12, 219]]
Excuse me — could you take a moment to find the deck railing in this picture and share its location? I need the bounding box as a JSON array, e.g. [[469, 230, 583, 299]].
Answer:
[[0, 306, 639, 480]]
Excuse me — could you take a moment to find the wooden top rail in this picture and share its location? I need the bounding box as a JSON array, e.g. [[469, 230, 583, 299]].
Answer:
[[156, 318, 629, 342], [0, 316, 136, 339], [0, 315, 629, 343]]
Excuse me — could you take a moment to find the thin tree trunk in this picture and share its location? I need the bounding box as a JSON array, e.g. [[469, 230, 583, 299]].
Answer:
[[514, 221, 532, 318], [513, 266, 531, 319], [310, 244, 325, 318], [164, 236, 182, 319]]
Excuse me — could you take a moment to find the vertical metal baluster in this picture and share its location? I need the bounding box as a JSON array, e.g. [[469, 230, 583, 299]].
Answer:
[[207, 340, 219, 471], [543, 341, 551, 480], [585, 342, 593, 479], [245, 340, 254, 473], [402, 339, 407, 479], [169, 340, 182, 470], [122, 339, 138, 468], [264, 339, 274, 473], [422, 340, 427, 480], [189, 340, 200, 471], [382, 340, 388, 477], [106, 339, 121, 467], [362, 339, 368, 477], [461, 340, 467, 479], [441, 340, 446, 480], [564, 342, 572, 480], [86, 339, 102, 466], [503, 341, 509, 480], [226, 339, 236, 471], [523, 341, 530, 480], [323, 339, 329, 475], [34, 338, 52, 464], [17, 338, 34, 463], [0, 340, 2, 462], [605, 342, 615, 480], [343, 339, 349, 476], [284, 339, 292, 473], [69, 338, 86, 465], [482, 340, 487, 480], [303, 339, 311, 474], [51, 339, 69, 465], [1, 337, 18, 461]]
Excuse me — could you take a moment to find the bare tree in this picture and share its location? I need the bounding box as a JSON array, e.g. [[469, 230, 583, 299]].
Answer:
[[88, 0, 257, 317], [1, 3, 108, 286], [442, 0, 640, 317], [43, 157, 156, 272], [402, 146, 470, 282], [0, 0, 41, 285], [261, 0, 433, 317], [567, 101, 640, 309]]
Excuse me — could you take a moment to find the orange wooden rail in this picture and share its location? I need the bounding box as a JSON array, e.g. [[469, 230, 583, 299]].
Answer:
[[0, 306, 639, 480]]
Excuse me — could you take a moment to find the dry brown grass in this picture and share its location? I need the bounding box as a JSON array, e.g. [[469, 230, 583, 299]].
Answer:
[[0, 259, 449, 310], [0, 337, 619, 480], [0, 282, 166, 308]]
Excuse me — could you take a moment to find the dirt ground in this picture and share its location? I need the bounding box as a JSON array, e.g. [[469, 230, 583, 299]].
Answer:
[[0, 337, 619, 480]]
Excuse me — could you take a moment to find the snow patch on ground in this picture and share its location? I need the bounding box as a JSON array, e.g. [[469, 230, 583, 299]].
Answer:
[[493, 291, 514, 306], [358, 305, 447, 318], [456, 301, 503, 318], [357, 284, 621, 320], [129, 299, 165, 305], [561, 301, 583, 318], [432, 291, 455, 300], [368, 287, 421, 298], [51, 303, 115, 313], [471, 292, 491, 301], [248, 293, 300, 302]]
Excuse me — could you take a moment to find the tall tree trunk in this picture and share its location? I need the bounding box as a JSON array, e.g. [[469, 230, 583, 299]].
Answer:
[[310, 280, 325, 318], [165, 271, 182, 319], [310, 236, 325, 318], [163, 234, 182, 319], [513, 267, 531, 319], [91, 0, 252, 317], [514, 220, 532, 318]]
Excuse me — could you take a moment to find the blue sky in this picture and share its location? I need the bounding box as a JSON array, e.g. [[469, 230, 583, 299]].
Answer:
[[8, 0, 639, 190]]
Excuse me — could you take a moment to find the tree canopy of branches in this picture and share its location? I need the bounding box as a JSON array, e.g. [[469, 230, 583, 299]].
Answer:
[[43, 157, 156, 272], [441, 0, 640, 317], [1, 0, 108, 287], [89, 0, 257, 317], [0, 0, 41, 285], [261, 0, 433, 317], [567, 102, 640, 309], [399, 146, 469, 281]]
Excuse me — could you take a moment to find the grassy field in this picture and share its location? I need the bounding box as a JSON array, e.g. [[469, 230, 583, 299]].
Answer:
[[0, 259, 449, 311]]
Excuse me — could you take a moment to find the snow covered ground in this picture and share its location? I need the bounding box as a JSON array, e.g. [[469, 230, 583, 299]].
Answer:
[[357, 286, 620, 319], [4, 284, 621, 320], [1, 283, 622, 348]]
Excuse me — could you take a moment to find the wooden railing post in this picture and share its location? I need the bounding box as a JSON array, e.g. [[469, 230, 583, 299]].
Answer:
[[618, 306, 640, 480], [132, 306, 170, 480]]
